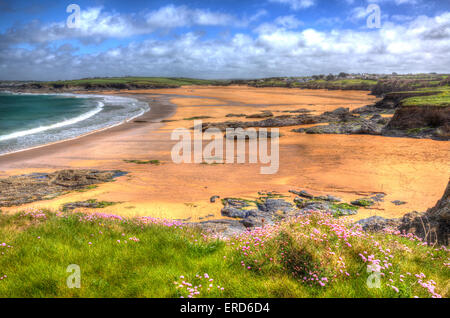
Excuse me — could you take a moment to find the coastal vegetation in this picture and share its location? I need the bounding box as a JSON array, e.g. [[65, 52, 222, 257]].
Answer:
[[0, 208, 448, 298], [44, 77, 225, 89]]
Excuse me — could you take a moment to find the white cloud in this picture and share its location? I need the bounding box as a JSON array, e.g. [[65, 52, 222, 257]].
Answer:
[[0, 5, 255, 45], [0, 11, 449, 80], [255, 15, 303, 33], [268, 0, 316, 11], [275, 15, 303, 28]]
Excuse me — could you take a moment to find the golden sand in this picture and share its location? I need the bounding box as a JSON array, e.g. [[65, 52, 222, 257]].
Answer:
[[0, 86, 448, 221]]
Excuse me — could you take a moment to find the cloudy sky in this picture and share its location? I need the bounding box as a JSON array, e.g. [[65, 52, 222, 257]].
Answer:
[[0, 0, 449, 80]]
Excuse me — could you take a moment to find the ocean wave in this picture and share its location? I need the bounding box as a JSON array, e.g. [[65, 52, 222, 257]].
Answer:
[[0, 93, 150, 155], [0, 101, 104, 142]]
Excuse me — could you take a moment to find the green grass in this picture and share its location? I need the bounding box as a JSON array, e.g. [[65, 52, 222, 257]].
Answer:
[[75, 185, 99, 193], [0, 210, 448, 298], [42, 77, 226, 88], [402, 87, 450, 107], [85, 199, 118, 208]]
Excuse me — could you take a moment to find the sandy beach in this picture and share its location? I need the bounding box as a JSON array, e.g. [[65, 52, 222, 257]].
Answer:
[[0, 86, 448, 221]]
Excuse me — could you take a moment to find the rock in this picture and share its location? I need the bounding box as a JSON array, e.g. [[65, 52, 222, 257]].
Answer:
[[246, 111, 273, 118], [370, 114, 383, 121], [289, 189, 314, 199], [210, 195, 220, 203], [194, 219, 247, 236], [399, 180, 449, 245], [62, 199, 116, 211], [356, 216, 400, 232], [283, 108, 313, 114], [370, 193, 386, 202], [241, 216, 264, 228], [325, 195, 342, 202], [225, 113, 246, 117], [221, 206, 257, 219], [0, 170, 123, 207], [302, 201, 330, 211], [295, 119, 384, 135], [50, 170, 115, 187], [258, 199, 295, 214], [323, 107, 350, 116], [357, 180, 449, 245], [351, 198, 375, 207], [392, 200, 407, 206]]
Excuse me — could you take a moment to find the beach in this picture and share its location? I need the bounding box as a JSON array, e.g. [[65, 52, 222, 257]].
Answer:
[[0, 86, 448, 221]]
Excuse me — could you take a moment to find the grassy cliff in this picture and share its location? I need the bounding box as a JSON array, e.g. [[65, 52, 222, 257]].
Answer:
[[12, 77, 228, 91], [0, 209, 448, 298]]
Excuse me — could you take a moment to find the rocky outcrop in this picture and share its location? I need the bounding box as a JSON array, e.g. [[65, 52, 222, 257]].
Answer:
[[294, 117, 384, 135], [246, 111, 273, 118], [0, 170, 125, 207], [357, 180, 450, 245], [198, 108, 359, 132], [383, 106, 450, 140], [215, 191, 365, 234]]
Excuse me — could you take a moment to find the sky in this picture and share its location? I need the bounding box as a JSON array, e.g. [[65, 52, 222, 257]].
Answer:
[[0, 0, 449, 80]]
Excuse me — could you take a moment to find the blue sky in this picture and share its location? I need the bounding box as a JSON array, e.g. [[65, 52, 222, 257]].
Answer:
[[0, 0, 449, 80]]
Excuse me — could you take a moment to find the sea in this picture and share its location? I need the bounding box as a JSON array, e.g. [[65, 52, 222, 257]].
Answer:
[[0, 92, 150, 155]]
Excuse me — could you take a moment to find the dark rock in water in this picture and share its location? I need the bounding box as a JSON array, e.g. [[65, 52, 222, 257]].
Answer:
[[210, 195, 220, 203], [351, 198, 375, 207], [0, 169, 123, 207], [392, 200, 407, 206], [289, 189, 314, 199]]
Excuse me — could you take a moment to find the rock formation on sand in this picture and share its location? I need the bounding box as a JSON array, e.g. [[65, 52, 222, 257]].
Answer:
[[0, 170, 124, 207]]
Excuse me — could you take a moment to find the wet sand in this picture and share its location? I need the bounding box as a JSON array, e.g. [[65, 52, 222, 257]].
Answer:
[[0, 86, 448, 221]]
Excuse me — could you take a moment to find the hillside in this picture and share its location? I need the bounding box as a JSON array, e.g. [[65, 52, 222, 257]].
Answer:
[[0, 208, 448, 297]]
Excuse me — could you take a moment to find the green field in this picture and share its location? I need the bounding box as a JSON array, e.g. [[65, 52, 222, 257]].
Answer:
[[43, 77, 226, 88], [0, 209, 448, 298]]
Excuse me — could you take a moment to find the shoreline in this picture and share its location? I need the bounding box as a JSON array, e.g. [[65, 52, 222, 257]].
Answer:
[[0, 92, 152, 157], [0, 93, 176, 165], [0, 86, 447, 224]]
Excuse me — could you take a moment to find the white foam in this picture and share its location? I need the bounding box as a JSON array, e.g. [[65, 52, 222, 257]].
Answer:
[[0, 101, 104, 141]]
